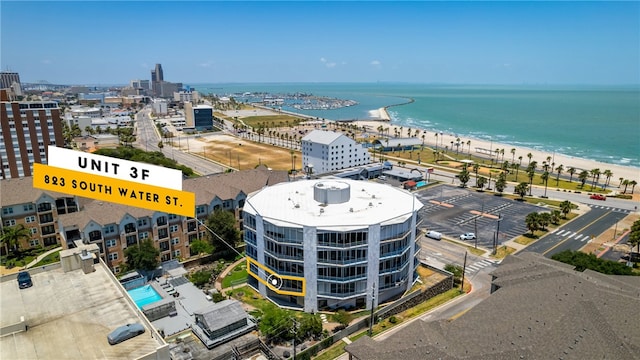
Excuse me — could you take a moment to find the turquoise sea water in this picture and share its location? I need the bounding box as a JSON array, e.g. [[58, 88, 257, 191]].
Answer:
[[192, 83, 640, 168]]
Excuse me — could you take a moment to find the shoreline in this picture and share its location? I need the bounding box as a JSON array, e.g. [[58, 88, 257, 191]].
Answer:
[[249, 104, 639, 183], [351, 119, 639, 183]]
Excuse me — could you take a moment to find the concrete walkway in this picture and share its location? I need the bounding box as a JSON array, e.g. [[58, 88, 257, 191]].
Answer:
[[26, 246, 62, 269], [214, 257, 247, 293]]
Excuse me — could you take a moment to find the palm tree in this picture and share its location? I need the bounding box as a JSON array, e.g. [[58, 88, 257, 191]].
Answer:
[[630, 180, 638, 194], [589, 168, 600, 191], [511, 148, 516, 163], [434, 133, 438, 151], [473, 163, 480, 186], [567, 167, 576, 183], [619, 177, 624, 188], [559, 200, 573, 218], [421, 134, 425, 147], [578, 170, 589, 189], [525, 212, 540, 235], [466, 140, 471, 157], [515, 155, 523, 181], [515, 182, 529, 200], [1, 224, 31, 257], [526, 162, 537, 195], [602, 170, 613, 190], [622, 179, 630, 193], [541, 171, 550, 197], [555, 164, 564, 186], [476, 176, 487, 191], [527, 152, 533, 166], [500, 148, 505, 162]]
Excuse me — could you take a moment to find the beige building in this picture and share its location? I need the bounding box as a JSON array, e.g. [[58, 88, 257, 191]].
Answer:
[[0, 166, 289, 273]]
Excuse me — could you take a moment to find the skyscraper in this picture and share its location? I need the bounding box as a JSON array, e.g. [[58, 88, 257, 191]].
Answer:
[[0, 71, 21, 89], [151, 63, 164, 97], [154, 64, 163, 82], [0, 90, 64, 179]]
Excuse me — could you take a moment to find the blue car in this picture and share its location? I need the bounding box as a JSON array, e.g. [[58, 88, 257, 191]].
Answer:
[[17, 271, 32, 289], [107, 323, 145, 345]]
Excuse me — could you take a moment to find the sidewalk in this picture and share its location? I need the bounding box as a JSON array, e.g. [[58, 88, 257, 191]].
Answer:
[[25, 246, 62, 269], [214, 257, 246, 293]]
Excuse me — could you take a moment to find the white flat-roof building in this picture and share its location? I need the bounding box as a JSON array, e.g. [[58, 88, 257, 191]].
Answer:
[[301, 130, 371, 175], [243, 179, 423, 313]]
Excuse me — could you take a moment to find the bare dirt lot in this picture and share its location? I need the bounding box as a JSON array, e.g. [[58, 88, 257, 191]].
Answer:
[[187, 134, 298, 171]]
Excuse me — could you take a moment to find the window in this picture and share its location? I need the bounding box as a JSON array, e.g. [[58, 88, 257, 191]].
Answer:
[[113, 266, 120, 274], [41, 225, 55, 235], [23, 204, 34, 211], [159, 241, 169, 251], [4, 219, 16, 226], [108, 253, 118, 261], [158, 228, 168, 239], [30, 228, 38, 234], [170, 225, 179, 233], [104, 225, 115, 234], [124, 223, 136, 233], [137, 219, 148, 227], [156, 216, 167, 226], [168, 214, 177, 220], [106, 239, 117, 248], [172, 249, 181, 257], [26, 215, 36, 223], [2, 208, 13, 215], [171, 238, 180, 245], [139, 231, 149, 239], [30, 239, 40, 247], [39, 213, 54, 223]]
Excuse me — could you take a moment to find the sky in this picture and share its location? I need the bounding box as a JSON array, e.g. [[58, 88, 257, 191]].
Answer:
[[1, 1, 639, 85]]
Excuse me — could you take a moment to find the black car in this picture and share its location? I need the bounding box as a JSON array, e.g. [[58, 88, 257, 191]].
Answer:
[[17, 271, 32, 289]]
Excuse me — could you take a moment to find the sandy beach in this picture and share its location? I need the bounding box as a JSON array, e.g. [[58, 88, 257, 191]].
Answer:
[[352, 119, 639, 186]]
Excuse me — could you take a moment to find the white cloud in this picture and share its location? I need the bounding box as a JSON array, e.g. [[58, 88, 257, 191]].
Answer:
[[199, 61, 213, 68], [370, 60, 381, 67], [325, 62, 336, 68], [41, 59, 52, 65], [320, 57, 337, 68], [320, 57, 327, 63]]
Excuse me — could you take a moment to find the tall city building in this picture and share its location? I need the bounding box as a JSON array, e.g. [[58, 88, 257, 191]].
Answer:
[[0, 90, 64, 179], [154, 64, 163, 82], [151, 63, 164, 97], [184, 102, 213, 130], [0, 71, 21, 89]]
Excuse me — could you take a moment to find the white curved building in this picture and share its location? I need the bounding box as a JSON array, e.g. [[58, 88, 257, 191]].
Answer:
[[243, 179, 423, 313]]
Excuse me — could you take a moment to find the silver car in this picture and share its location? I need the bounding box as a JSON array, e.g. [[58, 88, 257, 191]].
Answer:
[[459, 233, 476, 240], [107, 323, 145, 345]]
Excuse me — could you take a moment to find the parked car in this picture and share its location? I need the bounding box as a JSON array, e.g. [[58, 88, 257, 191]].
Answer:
[[107, 323, 145, 345], [590, 194, 606, 201], [17, 271, 32, 289], [425, 230, 442, 240], [459, 233, 476, 240]]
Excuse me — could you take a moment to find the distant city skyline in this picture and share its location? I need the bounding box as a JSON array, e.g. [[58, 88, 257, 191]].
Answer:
[[1, 1, 638, 85]]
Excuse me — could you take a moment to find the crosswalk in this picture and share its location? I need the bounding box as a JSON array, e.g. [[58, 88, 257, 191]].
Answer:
[[464, 259, 495, 275], [551, 229, 592, 242]]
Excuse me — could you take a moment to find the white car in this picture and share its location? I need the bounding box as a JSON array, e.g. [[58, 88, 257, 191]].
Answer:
[[459, 233, 476, 240]]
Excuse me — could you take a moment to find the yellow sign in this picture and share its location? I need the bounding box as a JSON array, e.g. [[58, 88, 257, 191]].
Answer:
[[33, 163, 195, 217], [246, 257, 306, 296]]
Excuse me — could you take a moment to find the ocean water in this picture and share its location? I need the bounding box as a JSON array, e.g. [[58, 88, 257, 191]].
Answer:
[[192, 83, 640, 168]]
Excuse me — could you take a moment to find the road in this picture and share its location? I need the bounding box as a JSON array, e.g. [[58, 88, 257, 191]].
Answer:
[[524, 204, 633, 257], [134, 108, 227, 176]]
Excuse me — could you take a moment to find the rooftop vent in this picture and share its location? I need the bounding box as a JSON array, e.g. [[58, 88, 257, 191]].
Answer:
[[319, 208, 324, 213], [314, 181, 350, 204]]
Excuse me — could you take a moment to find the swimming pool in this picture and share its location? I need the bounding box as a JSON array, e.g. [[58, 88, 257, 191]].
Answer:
[[128, 285, 162, 309], [416, 181, 427, 187]]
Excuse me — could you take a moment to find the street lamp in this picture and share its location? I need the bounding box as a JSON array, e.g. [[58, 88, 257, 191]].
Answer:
[[368, 283, 376, 337], [493, 213, 503, 255]]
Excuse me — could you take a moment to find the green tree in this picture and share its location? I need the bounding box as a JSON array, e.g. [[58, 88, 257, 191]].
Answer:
[[567, 167, 576, 183], [525, 212, 540, 235], [495, 172, 507, 194], [550, 209, 562, 225], [124, 239, 159, 271], [458, 168, 470, 188], [333, 309, 354, 327], [515, 182, 529, 200], [259, 305, 294, 343], [473, 163, 480, 186], [551, 250, 635, 275], [602, 169, 613, 189], [476, 176, 487, 191], [555, 164, 564, 186], [297, 313, 323, 341], [444, 264, 464, 285], [189, 270, 212, 287], [590, 168, 601, 191], [629, 220, 640, 253], [190, 239, 214, 255], [559, 200, 573, 219], [206, 209, 241, 253], [0, 224, 30, 256], [578, 170, 589, 189], [538, 212, 552, 230]]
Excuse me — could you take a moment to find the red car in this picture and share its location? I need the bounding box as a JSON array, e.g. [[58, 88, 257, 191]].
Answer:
[[590, 194, 606, 201]]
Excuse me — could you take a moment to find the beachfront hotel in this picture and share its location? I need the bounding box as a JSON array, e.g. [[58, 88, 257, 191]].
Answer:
[[243, 179, 424, 313], [301, 130, 372, 175]]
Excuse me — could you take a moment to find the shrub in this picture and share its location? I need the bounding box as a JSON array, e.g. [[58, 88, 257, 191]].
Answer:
[[389, 316, 398, 324], [190, 270, 211, 287]]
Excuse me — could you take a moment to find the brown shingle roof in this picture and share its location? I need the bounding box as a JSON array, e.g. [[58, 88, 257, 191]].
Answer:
[[346, 252, 640, 360]]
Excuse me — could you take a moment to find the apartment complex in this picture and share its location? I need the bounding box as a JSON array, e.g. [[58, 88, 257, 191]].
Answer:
[[0, 167, 289, 272], [244, 179, 423, 313], [0, 177, 79, 251], [301, 130, 371, 175], [0, 90, 64, 179]]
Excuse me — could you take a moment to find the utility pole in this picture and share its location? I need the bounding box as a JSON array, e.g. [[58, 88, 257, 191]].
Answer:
[[474, 217, 478, 249], [460, 251, 467, 293], [368, 283, 376, 337], [493, 213, 502, 255]]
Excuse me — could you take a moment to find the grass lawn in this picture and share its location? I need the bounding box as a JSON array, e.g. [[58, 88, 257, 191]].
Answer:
[[514, 235, 538, 246], [313, 341, 347, 360], [32, 250, 61, 267], [222, 263, 248, 288], [441, 238, 486, 256], [226, 285, 273, 310], [490, 245, 517, 259]]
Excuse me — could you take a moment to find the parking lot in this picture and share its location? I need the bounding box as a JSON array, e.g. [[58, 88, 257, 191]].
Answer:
[[416, 184, 546, 248]]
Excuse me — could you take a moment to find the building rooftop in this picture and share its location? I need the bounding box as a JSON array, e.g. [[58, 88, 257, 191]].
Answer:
[[345, 252, 640, 360], [301, 130, 343, 145], [244, 179, 423, 229], [0, 264, 164, 359]]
